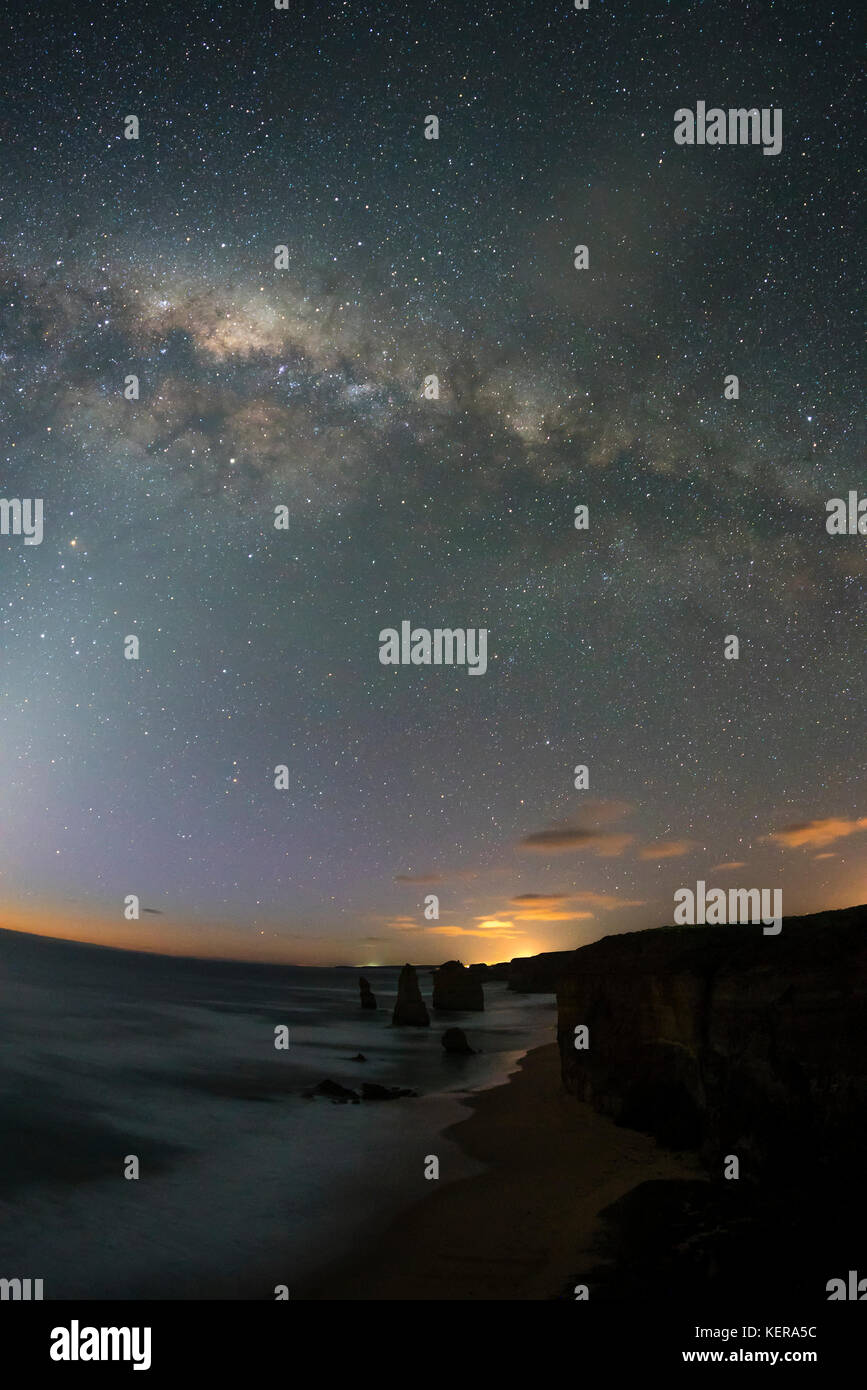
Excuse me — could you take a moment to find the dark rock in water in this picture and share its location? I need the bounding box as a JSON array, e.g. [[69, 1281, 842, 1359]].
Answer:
[[308, 1079, 359, 1103], [469, 961, 510, 982], [432, 959, 484, 1010], [441, 1026, 475, 1054], [359, 975, 377, 1009], [360, 1082, 418, 1101], [349, 1053, 367, 1062], [391, 963, 430, 1026]]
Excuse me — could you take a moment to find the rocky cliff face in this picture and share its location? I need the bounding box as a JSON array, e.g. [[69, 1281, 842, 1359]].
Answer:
[[556, 906, 867, 1185], [468, 961, 511, 982], [432, 959, 484, 1010], [508, 950, 578, 993]]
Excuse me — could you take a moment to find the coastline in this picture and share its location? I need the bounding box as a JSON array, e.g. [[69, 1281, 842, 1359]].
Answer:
[[299, 1041, 705, 1300]]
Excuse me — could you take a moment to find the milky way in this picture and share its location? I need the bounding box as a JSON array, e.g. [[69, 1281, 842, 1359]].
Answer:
[[0, 0, 862, 963]]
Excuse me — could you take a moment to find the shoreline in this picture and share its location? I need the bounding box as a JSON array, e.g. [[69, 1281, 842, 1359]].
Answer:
[[299, 1041, 705, 1300]]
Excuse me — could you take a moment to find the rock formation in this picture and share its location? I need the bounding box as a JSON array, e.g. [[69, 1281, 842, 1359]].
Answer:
[[360, 1082, 417, 1101], [555, 906, 867, 1182], [391, 963, 430, 1026], [432, 959, 484, 1011], [508, 949, 579, 993], [358, 975, 377, 1009], [306, 1077, 417, 1102], [441, 1026, 475, 1054], [469, 961, 511, 982], [549, 907, 867, 1303], [308, 1079, 359, 1103]]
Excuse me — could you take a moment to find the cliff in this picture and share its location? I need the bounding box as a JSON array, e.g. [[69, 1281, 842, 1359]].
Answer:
[[507, 950, 579, 993], [555, 906, 867, 1184]]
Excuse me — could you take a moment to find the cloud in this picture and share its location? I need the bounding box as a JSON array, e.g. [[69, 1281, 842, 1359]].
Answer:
[[710, 861, 747, 871], [518, 824, 633, 856], [429, 920, 524, 939], [512, 908, 595, 922], [510, 892, 568, 903], [506, 890, 644, 920], [141, 907, 164, 915], [386, 916, 420, 931], [570, 892, 645, 910], [394, 873, 442, 884], [767, 816, 867, 849], [576, 800, 635, 825], [813, 852, 838, 861], [638, 840, 694, 861]]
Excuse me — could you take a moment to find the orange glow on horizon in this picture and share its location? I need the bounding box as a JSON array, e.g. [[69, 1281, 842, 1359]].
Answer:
[[0, 902, 603, 968]]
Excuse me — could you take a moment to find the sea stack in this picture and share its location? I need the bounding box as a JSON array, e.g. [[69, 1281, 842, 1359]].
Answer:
[[391, 963, 430, 1026], [432, 959, 484, 1011], [359, 975, 377, 1010]]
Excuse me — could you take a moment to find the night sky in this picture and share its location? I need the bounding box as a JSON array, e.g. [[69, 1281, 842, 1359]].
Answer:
[[0, 1, 862, 964]]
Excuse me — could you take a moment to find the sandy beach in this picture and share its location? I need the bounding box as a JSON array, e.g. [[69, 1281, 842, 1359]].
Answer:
[[303, 1042, 705, 1300]]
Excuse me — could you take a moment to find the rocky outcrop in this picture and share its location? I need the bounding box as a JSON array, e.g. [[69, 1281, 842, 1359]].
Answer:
[[360, 1082, 417, 1101], [469, 961, 511, 982], [358, 975, 377, 1009], [307, 1079, 359, 1103], [432, 959, 484, 1011], [441, 1027, 475, 1054], [305, 1077, 417, 1102], [391, 963, 430, 1026], [508, 949, 579, 993], [556, 907, 867, 1184]]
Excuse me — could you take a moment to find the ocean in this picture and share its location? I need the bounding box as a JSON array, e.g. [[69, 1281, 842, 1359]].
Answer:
[[0, 929, 555, 1298]]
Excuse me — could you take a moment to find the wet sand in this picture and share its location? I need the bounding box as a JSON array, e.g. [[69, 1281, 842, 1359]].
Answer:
[[302, 1041, 705, 1300]]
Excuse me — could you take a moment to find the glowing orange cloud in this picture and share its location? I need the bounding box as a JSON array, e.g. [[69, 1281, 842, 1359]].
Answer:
[[509, 891, 644, 913], [638, 840, 694, 861], [768, 816, 867, 849], [428, 919, 524, 939], [512, 909, 595, 922]]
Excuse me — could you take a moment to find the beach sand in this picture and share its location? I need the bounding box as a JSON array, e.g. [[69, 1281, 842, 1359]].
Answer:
[[302, 1041, 705, 1300]]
